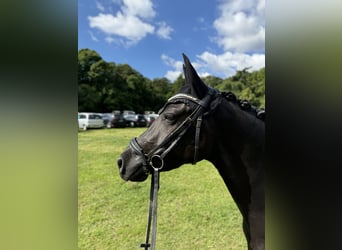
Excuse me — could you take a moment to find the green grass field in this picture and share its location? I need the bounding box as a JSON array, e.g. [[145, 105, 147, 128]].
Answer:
[[78, 128, 245, 249]]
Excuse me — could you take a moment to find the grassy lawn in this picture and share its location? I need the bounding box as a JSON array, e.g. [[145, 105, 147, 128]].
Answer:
[[78, 128, 245, 249]]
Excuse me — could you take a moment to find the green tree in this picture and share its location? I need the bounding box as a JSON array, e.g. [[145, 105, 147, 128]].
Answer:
[[216, 78, 244, 94], [88, 60, 116, 85], [78, 84, 100, 111], [215, 67, 265, 109], [78, 48, 265, 113], [168, 74, 184, 97], [78, 49, 102, 83], [201, 75, 223, 88], [151, 78, 171, 97]]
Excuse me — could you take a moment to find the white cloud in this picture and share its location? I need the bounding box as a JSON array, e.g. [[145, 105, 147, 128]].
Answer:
[[161, 54, 214, 81], [164, 71, 182, 82], [161, 54, 183, 81], [161, 54, 182, 68], [197, 51, 265, 77], [177, 0, 265, 79], [88, 0, 173, 46], [161, 51, 264, 81], [104, 36, 116, 44], [96, 1, 105, 12], [198, 71, 211, 78], [88, 13, 154, 45], [213, 0, 265, 53], [88, 30, 99, 42], [156, 22, 173, 40], [121, 0, 156, 19]]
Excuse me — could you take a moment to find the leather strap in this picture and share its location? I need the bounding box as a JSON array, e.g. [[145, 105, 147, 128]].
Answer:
[[193, 115, 203, 164], [140, 168, 160, 250]]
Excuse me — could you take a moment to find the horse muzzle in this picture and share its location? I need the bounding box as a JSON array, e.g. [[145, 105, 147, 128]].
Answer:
[[117, 149, 149, 182]]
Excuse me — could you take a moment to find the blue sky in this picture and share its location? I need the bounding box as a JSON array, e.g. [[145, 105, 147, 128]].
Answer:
[[78, 0, 265, 81]]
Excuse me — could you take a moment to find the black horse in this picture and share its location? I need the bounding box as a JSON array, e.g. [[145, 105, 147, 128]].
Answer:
[[118, 54, 265, 250]]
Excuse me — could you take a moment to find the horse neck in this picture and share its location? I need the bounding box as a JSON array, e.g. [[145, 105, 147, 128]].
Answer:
[[206, 101, 264, 216]]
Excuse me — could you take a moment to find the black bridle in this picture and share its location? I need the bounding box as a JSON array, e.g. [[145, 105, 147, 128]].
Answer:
[[129, 88, 217, 250]]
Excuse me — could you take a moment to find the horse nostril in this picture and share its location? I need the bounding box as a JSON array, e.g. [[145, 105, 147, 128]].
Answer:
[[117, 157, 123, 169], [117, 157, 125, 175]]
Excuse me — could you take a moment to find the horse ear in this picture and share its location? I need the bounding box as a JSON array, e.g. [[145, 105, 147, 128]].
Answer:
[[180, 53, 208, 99]]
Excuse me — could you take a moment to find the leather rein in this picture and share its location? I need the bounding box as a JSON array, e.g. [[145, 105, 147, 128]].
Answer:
[[129, 88, 217, 250]]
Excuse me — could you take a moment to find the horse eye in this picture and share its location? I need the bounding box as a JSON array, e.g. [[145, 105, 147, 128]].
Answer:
[[163, 113, 175, 121]]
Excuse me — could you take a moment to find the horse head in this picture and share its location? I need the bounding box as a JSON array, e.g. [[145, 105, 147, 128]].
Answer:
[[117, 54, 219, 181]]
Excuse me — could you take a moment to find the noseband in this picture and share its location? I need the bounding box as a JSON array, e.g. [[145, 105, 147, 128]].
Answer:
[[130, 87, 217, 172]]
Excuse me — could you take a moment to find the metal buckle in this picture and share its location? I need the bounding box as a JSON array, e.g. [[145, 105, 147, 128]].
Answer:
[[150, 155, 164, 170]]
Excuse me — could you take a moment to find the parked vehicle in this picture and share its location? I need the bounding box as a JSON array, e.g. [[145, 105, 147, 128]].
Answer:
[[124, 114, 147, 127], [100, 113, 113, 128], [78, 113, 104, 130], [107, 113, 126, 128], [123, 110, 135, 115]]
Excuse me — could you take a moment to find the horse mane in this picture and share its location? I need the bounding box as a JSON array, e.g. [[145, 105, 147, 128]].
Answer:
[[221, 91, 265, 122]]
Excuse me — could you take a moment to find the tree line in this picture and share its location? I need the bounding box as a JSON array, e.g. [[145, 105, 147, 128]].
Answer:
[[78, 49, 265, 113]]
